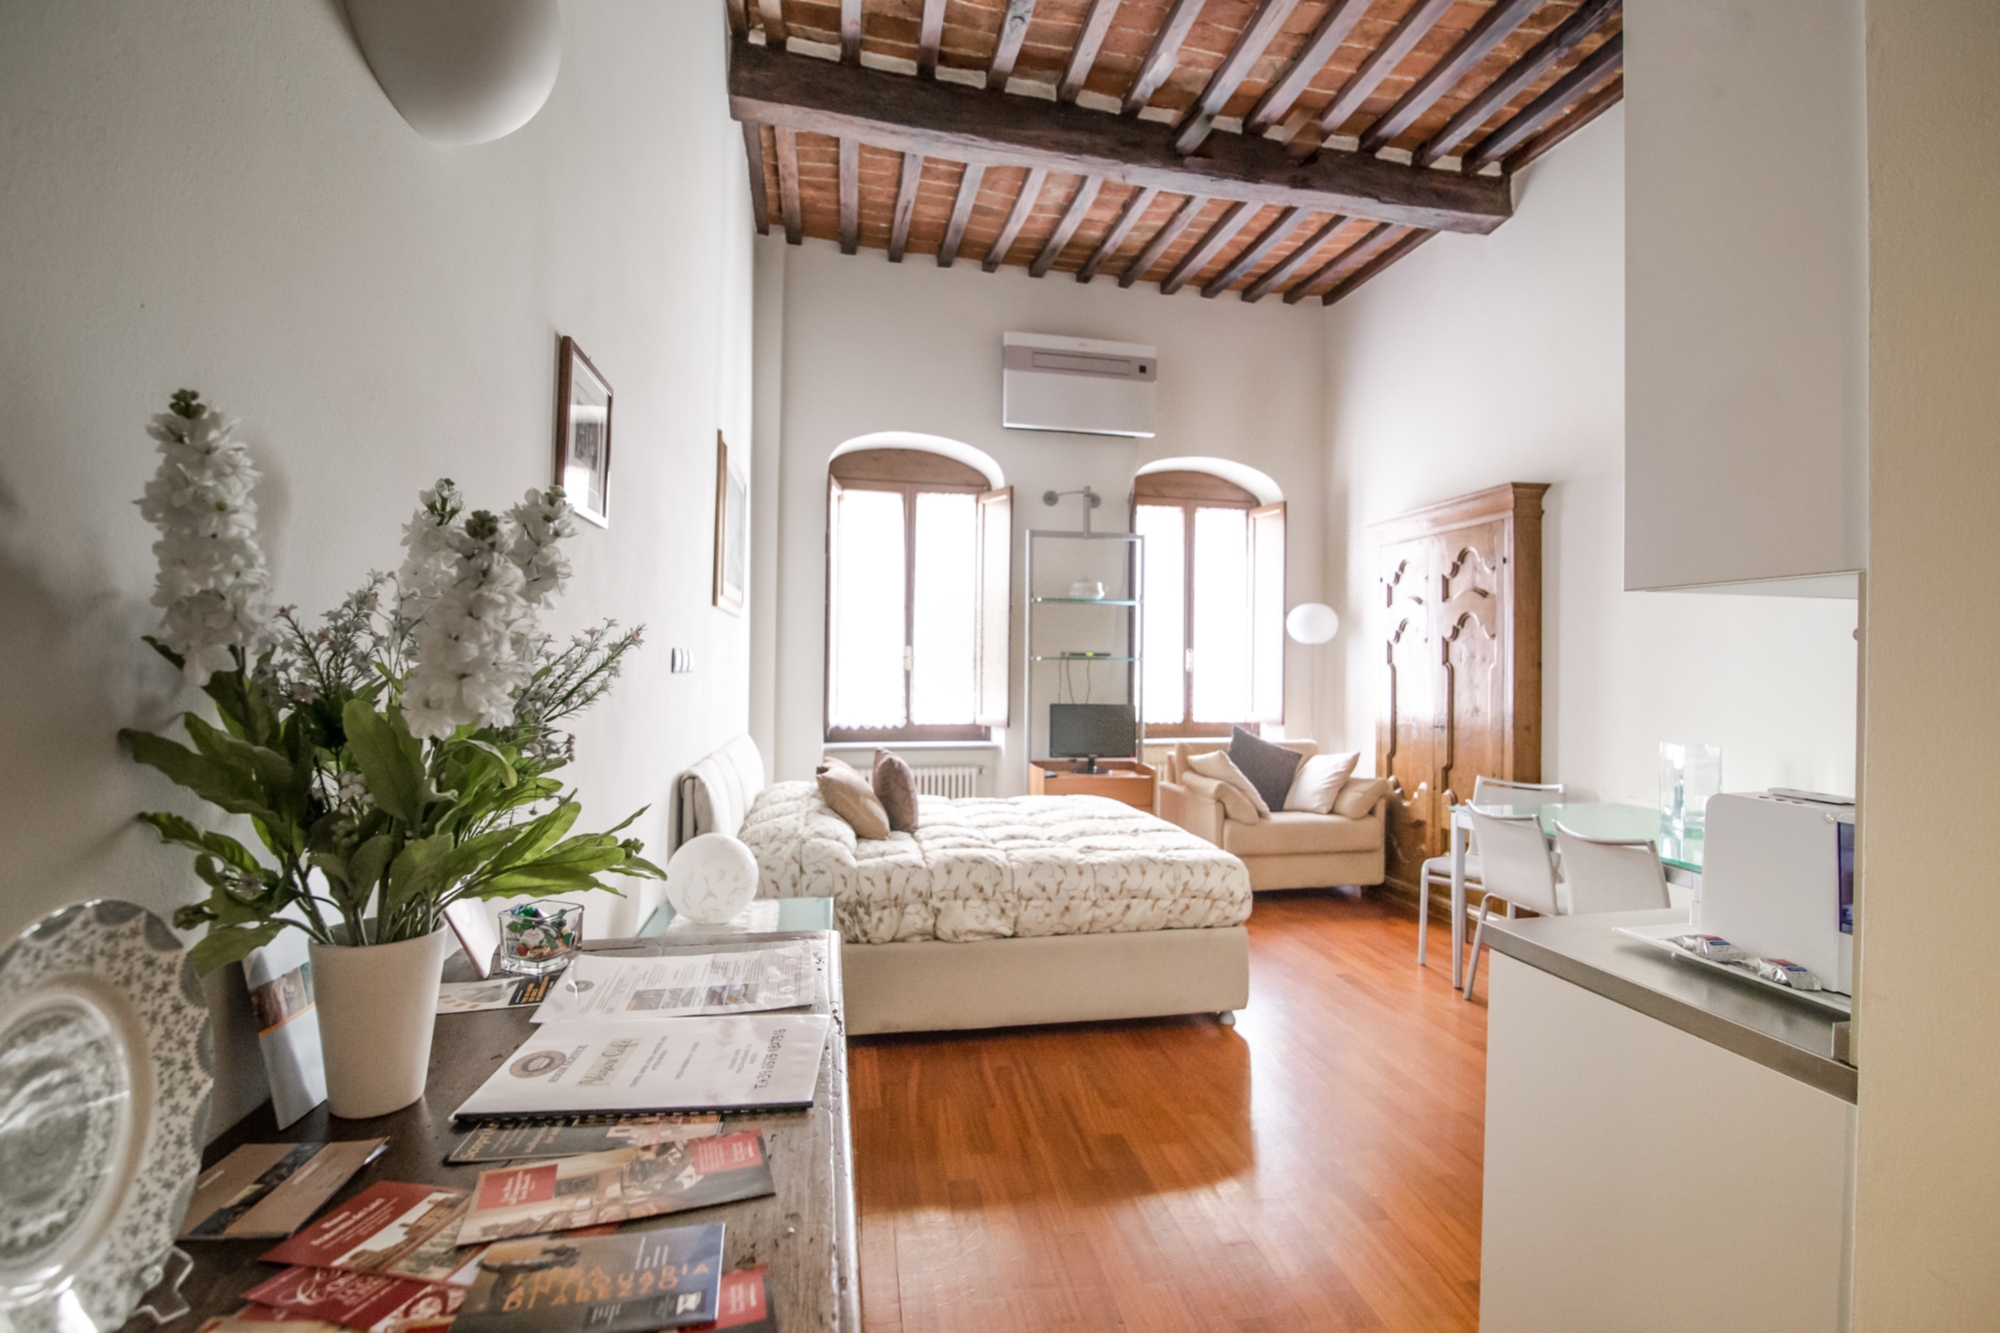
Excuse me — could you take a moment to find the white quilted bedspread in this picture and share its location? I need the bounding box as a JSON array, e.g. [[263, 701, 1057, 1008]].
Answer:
[[738, 782, 1252, 945]]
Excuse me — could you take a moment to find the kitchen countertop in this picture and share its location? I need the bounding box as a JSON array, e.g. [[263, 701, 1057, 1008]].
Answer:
[[1481, 909, 1857, 1102]]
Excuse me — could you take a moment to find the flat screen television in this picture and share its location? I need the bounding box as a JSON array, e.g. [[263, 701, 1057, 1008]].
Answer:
[[1048, 703, 1136, 771]]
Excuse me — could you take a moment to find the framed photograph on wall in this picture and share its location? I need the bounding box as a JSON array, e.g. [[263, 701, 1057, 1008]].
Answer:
[[713, 432, 747, 615], [554, 336, 612, 527]]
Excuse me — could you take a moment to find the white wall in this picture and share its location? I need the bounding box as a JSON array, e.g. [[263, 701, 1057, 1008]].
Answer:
[[1322, 106, 1858, 805], [0, 0, 754, 1131], [1850, 1, 2000, 1321], [755, 238, 1330, 794]]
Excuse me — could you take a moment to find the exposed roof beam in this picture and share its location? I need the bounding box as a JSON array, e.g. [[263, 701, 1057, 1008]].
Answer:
[[1315, 221, 1414, 302], [1160, 200, 1254, 294], [989, 0, 1038, 88], [1059, 0, 1123, 102], [1175, 0, 1304, 155], [741, 122, 771, 235], [840, 0, 862, 65], [775, 125, 803, 244], [938, 162, 986, 266], [1502, 76, 1622, 173], [1121, 0, 1206, 116], [888, 150, 924, 261], [1031, 175, 1104, 276], [726, 0, 748, 38], [1416, 0, 1619, 166], [838, 137, 860, 253], [1284, 220, 1391, 302], [1314, 0, 1456, 136], [1077, 185, 1160, 282], [758, 0, 788, 46], [729, 42, 1512, 233], [1241, 212, 1346, 301], [1463, 33, 1620, 169], [1244, 0, 1369, 134], [1119, 193, 1206, 287], [1322, 226, 1434, 303], [917, 0, 947, 77], [1359, 0, 1543, 153], [984, 166, 1050, 271], [1200, 204, 1304, 297]]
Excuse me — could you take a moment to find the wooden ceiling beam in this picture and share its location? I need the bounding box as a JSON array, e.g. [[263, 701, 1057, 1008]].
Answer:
[[838, 137, 860, 253], [1314, 221, 1414, 302], [775, 125, 803, 244], [989, 0, 1039, 88], [1322, 226, 1435, 303], [1314, 0, 1457, 136], [758, 0, 787, 46], [1160, 200, 1255, 294], [729, 42, 1513, 233], [917, 0, 947, 77], [1175, 0, 1305, 155], [1241, 211, 1345, 301], [888, 150, 924, 261], [1077, 185, 1161, 282], [726, 0, 748, 38], [1200, 204, 1305, 297], [839, 0, 862, 65], [1502, 76, 1622, 174], [1059, 0, 1123, 102], [1031, 175, 1104, 276], [1283, 220, 1390, 301], [741, 122, 771, 235], [1463, 33, 1620, 169], [1416, 0, 1619, 166], [1119, 193, 1206, 287], [984, 165, 1050, 271], [1245, 0, 1370, 134], [1358, 0, 1544, 153], [1121, 0, 1206, 116], [938, 162, 986, 266]]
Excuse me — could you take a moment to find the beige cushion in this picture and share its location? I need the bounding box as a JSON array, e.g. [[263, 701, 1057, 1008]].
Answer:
[[1186, 749, 1269, 819], [872, 749, 919, 832], [1332, 776, 1392, 819], [817, 756, 891, 840], [1284, 751, 1360, 814], [1223, 811, 1381, 857]]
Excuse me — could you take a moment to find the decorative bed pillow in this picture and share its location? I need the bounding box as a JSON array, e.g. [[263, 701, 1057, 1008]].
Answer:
[[816, 756, 891, 840], [1285, 751, 1361, 814], [1230, 726, 1304, 813], [1186, 748, 1269, 821], [1332, 776, 1393, 819], [872, 749, 919, 832]]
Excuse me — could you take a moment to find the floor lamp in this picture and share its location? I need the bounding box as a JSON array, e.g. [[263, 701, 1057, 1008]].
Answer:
[[1286, 603, 1340, 744]]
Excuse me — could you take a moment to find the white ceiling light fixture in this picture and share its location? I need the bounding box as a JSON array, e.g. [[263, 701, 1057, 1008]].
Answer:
[[1286, 603, 1340, 645], [343, 0, 562, 147]]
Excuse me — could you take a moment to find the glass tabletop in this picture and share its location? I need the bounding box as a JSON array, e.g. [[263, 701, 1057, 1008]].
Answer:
[[1461, 802, 1705, 872]]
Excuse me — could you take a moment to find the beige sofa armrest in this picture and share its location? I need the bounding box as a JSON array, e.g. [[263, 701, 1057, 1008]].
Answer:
[[1160, 776, 1225, 847]]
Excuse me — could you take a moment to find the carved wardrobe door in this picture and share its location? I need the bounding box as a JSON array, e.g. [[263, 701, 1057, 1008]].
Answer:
[[1370, 484, 1546, 899]]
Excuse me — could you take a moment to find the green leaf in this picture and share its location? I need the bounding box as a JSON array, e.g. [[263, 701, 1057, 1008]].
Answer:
[[348, 833, 397, 898], [342, 698, 426, 826], [123, 729, 278, 824], [135, 812, 268, 879], [186, 921, 287, 975], [382, 832, 453, 930]]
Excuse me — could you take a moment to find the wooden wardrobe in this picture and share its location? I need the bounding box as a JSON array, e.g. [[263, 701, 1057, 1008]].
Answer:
[[1371, 483, 1548, 899]]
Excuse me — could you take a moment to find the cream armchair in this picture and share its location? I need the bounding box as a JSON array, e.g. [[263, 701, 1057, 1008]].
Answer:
[[1159, 740, 1388, 892]]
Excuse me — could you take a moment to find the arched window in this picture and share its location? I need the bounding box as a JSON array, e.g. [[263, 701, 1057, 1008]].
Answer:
[[1134, 467, 1286, 737], [826, 442, 1012, 743]]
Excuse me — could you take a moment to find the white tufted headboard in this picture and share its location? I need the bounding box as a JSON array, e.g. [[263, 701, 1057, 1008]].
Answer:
[[674, 735, 768, 850]]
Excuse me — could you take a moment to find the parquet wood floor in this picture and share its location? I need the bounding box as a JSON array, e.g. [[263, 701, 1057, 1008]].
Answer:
[[849, 890, 1488, 1332]]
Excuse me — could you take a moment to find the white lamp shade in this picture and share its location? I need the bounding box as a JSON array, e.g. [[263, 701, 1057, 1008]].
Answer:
[[343, 0, 562, 147], [1286, 602, 1340, 645], [664, 834, 760, 924]]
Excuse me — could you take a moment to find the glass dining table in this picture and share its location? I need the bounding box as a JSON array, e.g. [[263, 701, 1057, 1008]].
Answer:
[[1441, 802, 1704, 989]]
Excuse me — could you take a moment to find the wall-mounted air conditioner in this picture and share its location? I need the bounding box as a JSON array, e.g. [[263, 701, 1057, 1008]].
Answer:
[[1002, 333, 1157, 438]]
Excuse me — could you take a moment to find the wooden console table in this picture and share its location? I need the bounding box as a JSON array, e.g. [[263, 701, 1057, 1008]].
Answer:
[[133, 928, 859, 1332], [1029, 758, 1158, 812]]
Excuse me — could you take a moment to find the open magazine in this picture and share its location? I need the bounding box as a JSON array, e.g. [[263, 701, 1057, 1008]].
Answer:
[[528, 946, 812, 1024]]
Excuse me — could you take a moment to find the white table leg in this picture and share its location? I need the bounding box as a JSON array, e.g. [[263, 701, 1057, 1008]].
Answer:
[[1450, 812, 1469, 990]]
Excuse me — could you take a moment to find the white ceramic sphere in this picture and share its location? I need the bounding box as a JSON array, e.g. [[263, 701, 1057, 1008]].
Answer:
[[665, 834, 760, 924], [1285, 602, 1340, 645]]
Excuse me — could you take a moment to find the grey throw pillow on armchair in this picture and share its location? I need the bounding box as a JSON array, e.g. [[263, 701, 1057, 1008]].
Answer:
[[1230, 726, 1304, 814]]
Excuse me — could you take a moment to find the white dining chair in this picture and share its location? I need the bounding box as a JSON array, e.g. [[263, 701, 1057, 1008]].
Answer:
[[1554, 824, 1673, 915], [1418, 777, 1567, 969], [1461, 808, 1563, 1001]]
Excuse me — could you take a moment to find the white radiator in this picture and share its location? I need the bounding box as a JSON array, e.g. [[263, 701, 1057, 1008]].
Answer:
[[910, 764, 983, 799]]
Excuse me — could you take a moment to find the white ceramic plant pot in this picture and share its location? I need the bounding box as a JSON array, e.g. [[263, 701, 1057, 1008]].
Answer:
[[308, 926, 451, 1119]]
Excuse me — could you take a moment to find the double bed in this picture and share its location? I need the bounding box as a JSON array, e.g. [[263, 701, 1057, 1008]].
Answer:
[[678, 737, 1252, 1036]]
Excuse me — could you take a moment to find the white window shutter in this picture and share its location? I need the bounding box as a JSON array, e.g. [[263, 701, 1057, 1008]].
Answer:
[[975, 487, 1013, 727], [1249, 501, 1286, 724]]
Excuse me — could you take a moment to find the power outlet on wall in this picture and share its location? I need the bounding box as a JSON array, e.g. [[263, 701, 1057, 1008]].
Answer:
[[669, 648, 693, 674]]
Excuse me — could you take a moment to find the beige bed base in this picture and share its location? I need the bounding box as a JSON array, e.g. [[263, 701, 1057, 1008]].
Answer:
[[839, 925, 1250, 1036]]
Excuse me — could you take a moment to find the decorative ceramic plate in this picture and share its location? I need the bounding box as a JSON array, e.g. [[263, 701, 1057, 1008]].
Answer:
[[0, 900, 213, 1331]]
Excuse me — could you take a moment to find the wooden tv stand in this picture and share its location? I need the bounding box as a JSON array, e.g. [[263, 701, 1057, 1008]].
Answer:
[[1029, 758, 1158, 813]]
